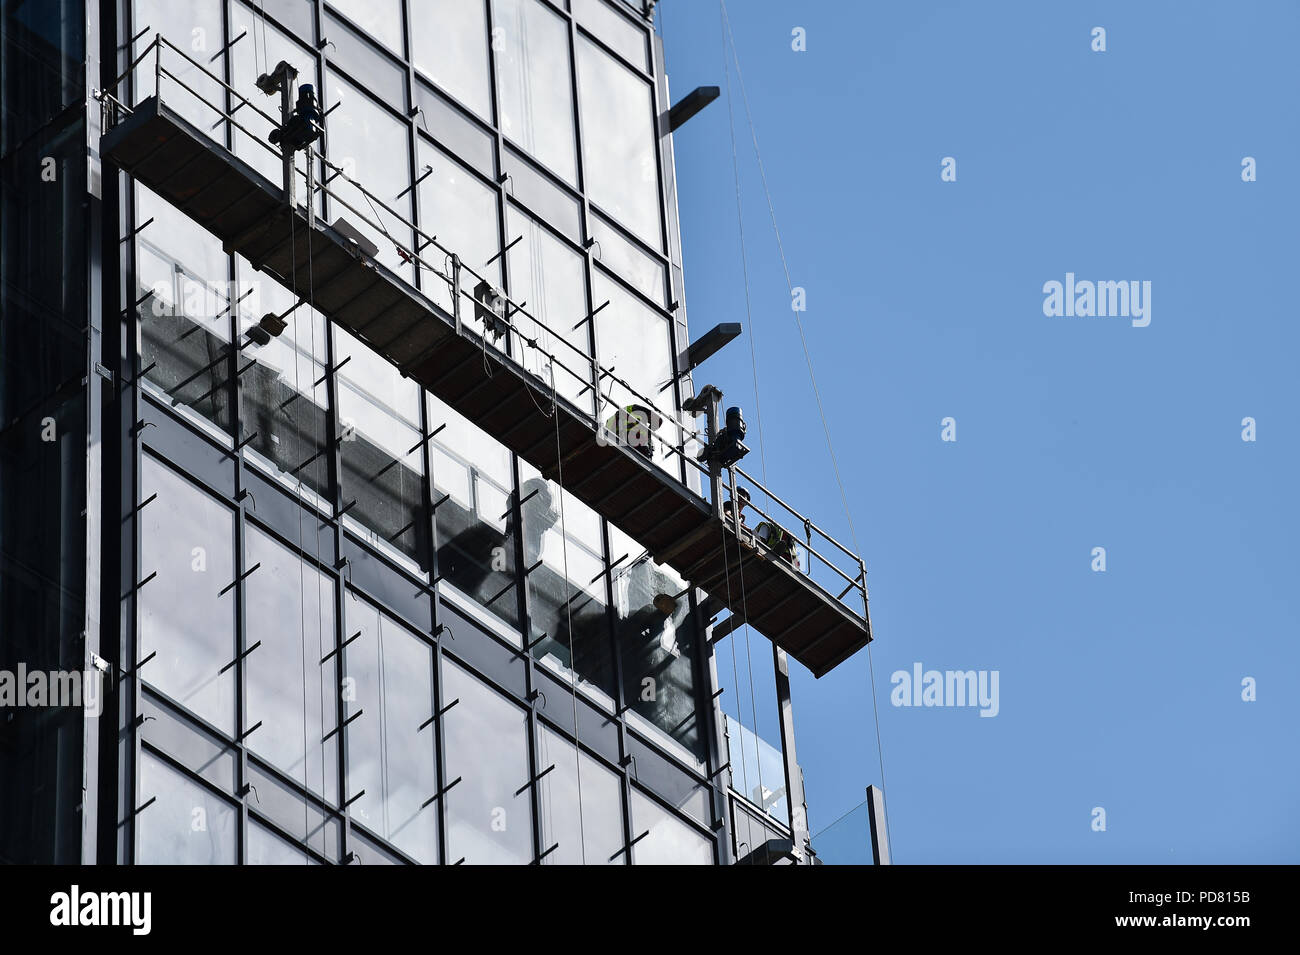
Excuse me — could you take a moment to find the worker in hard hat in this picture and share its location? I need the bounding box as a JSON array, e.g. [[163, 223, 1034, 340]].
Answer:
[[754, 520, 799, 570], [604, 403, 662, 460], [723, 486, 752, 542]]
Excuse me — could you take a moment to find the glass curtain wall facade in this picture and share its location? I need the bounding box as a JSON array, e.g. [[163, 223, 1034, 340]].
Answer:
[[108, 0, 739, 865]]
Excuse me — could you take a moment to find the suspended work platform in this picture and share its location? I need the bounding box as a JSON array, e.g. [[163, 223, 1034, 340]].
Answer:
[[98, 39, 871, 677]]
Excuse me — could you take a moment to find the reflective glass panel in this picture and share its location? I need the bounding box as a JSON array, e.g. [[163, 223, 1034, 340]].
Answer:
[[630, 787, 712, 865], [344, 597, 439, 864], [519, 461, 614, 707], [576, 34, 661, 247], [324, 72, 414, 281], [335, 326, 428, 573], [412, 0, 491, 119], [427, 394, 519, 631], [235, 260, 331, 507], [244, 525, 339, 803], [442, 658, 532, 864], [139, 455, 236, 734], [491, 0, 577, 184], [505, 206, 592, 412], [138, 751, 237, 864], [326, 0, 402, 54], [608, 524, 705, 766], [536, 727, 624, 865], [136, 187, 233, 439]]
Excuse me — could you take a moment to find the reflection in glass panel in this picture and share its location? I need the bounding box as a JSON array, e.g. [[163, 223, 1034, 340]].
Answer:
[[536, 727, 624, 865], [236, 259, 331, 507], [724, 714, 788, 823], [344, 597, 438, 864], [593, 271, 678, 472], [138, 751, 237, 864], [519, 461, 614, 708], [411, 0, 491, 119], [608, 524, 705, 766], [326, 0, 402, 54], [630, 788, 712, 865], [133, 0, 223, 134], [135, 187, 234, 439], [245, 526, 339, 804], [247, 819, 314, 864], [576, 35, 661, 247], [505, 206, 593, 412], [335, 327, 428, 573], [427, 394, 519, 631], [415, 138, 499, 324], [140, 456, 236, 735], [324, 73, 414, 281], [491, 0, 576, 184], [228, 2, 317, 195], [442, 659, 532, 864]]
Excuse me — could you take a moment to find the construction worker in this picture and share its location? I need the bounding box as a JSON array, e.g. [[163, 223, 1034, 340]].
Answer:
[[723, 487, 752, 542], [754, 520, 799, 570], [604, 403, 662, 460]]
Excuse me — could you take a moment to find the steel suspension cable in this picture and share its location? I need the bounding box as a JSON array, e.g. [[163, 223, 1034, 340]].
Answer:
[[719, 0, 893, 854]]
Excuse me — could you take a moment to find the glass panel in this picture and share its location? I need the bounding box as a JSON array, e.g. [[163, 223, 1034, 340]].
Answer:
[[576, 34, 661, 247], [608, 524, 705, 767], [132, 0, 224, 136], [140, 455, 236, 735], [140, 691, 238, 793], [247, 820, 315, 864], [573, 0, 649, 72], [235, 260, 331, 507], [427, 394, 520, 631], [415, 138, 500, 323], [725, 714, 788, 823], [325, 0, 402, 54], [501, 146, 582, 242], [246, 760, 343, 860], [411, 0, 491, 119], [505, 206, 593, 412], [335, 326, 428, 573], [811, 798, 874, 865], [245, 525, 339, 803], [323, 72, 414, 281], [536, 727, 624, 865], [324, 8, 406, 109], [229, 2, 317, 195], [630, 788, 712, 865], [491, 0, 577, 184], [590, 213, 666, 305], [442, 658, 533, 864], [592, 270, 678, 473], [414, 82, 495, 177], [136, 186, 234, 439], [137, 752, 237, 864], [344, 597, 439, 864], [519, 461, 614, 707]]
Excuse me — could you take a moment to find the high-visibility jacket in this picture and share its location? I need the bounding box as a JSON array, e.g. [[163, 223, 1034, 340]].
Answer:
[[755, 521, 797, 565], [605, 404, 659, 455]]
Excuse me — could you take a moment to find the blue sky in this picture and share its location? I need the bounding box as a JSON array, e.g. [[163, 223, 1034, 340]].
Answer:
[[661, 0, 1300, 863]]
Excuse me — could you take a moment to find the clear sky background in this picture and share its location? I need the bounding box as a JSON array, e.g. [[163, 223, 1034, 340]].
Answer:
[[660, 0, 1300, 863]]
